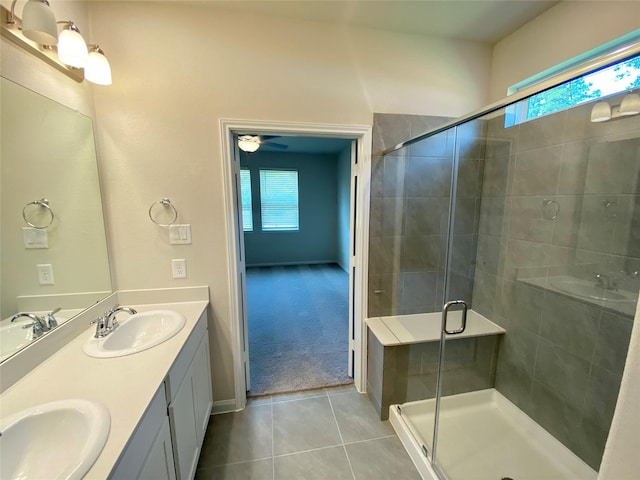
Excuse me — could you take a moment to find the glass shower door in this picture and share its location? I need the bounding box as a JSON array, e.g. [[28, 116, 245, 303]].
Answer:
[[430, 118, 495, 479]]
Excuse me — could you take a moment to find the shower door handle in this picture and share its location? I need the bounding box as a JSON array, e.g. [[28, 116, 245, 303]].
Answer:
[[442, 300, 468, 335]]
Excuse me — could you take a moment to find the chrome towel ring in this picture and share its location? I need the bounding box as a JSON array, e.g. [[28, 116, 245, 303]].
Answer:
[[23, 198, 55, 229], [149, 198, 178, 227]]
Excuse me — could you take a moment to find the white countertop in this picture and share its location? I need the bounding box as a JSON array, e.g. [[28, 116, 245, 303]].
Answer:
[[0, 299, 208, 479]]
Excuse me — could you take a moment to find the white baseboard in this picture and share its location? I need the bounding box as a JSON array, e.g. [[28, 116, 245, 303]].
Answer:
[[245, 260, 338, 268], [211, 399, 239, 414]]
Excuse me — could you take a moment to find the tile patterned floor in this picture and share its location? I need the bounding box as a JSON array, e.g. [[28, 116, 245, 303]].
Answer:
[[196, 385, 421, 480]]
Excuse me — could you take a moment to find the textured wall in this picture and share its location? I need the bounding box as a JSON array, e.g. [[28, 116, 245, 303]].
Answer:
[[490, 1, 640, 101]]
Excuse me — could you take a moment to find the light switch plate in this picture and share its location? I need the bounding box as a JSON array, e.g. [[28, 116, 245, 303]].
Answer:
[[23, 227, 48, 249], [169, 224, 192, 245]]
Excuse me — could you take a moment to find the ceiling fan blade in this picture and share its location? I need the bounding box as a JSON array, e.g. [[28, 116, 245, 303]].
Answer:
[[262, 141, 288, 149], [260, 135, 282, 140]]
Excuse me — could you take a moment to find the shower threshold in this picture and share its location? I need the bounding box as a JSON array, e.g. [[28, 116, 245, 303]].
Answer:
[[390, 389, 596, 480]]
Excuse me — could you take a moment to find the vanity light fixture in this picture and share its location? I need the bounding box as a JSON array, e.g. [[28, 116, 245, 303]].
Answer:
[[590, 92, 640, 122], [590, 101, 611, 122], [619, 92, 640, 116], [238, 135, 261, 153], [20, 0, 57, 44], [1, 0, 112, 85], [57, 21, 88, 68], [85, 45, 112, 85]]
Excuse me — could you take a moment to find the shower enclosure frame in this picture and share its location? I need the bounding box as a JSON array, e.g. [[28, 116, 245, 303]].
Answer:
[[381, 39, 640, 480]]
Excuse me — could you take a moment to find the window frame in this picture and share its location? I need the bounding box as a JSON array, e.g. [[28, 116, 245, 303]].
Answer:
[[258, 169, 300, 232], [506, 30, 640, 127]]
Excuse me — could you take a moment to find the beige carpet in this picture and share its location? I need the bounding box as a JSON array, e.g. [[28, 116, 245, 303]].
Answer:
[[246, 264, 352, 396]]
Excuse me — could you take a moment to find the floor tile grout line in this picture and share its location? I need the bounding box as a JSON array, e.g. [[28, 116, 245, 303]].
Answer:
[[271, 400, 275, 479], [272, 442, 353, 459], [199, 455, 275, 469], [270, 391, 329, 405], [328, 393, 357, 480], [204, 433, 401, 468], [343, 433, 398, 447]]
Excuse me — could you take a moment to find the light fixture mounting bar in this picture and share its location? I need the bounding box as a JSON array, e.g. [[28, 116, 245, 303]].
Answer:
[[1, 5, 83, 82]]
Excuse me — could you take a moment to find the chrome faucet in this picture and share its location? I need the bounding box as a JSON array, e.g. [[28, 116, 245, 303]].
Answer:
[[594, 273, 618, 291], [91, 305, 137, 338], [45, 307, 61, 329], [11, 312, 49, 339]]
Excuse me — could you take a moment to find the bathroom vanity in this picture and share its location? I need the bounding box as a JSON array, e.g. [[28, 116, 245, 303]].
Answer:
[[0, 288, 212, 480]]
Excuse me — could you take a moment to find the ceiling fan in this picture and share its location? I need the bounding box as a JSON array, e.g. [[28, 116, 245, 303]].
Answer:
[[237, 134, 288, 152]]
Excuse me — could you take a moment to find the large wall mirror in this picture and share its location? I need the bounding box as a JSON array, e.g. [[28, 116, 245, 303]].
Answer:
[[0, 76, 112, 362]]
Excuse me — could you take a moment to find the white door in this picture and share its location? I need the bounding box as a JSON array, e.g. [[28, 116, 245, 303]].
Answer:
[[347, 140, 357, 377], [231, 137, 251, 391]]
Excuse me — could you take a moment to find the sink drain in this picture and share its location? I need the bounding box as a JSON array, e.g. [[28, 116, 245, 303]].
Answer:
[[501, 477, 514, 480]]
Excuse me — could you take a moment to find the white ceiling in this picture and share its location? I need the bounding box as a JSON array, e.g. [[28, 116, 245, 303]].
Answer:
[[202, 0, 559, 44]]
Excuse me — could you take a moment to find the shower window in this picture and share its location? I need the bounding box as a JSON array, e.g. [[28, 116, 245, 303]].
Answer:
[[508, 54, 640, 125]]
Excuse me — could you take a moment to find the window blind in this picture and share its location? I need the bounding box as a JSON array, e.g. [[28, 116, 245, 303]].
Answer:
[[259, 170, 299, 231], [240, 169, 253, 232]]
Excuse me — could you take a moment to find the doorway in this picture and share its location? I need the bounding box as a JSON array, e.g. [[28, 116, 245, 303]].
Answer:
[[239, 136, 354, 396], [220, 119, 371, 409]]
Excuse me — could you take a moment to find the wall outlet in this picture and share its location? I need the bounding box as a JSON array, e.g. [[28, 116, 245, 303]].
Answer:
[[36, 264, 54, 285], [172, 259, 187, 279]]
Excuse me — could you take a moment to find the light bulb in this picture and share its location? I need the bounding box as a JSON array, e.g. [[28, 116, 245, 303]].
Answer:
[[85, 48, 112, 85], [590, 101, 611, 123], [58, 23, 88, 68], [238, 135, 260, 152], [619, 93, 640, 116], [21, 0, 57, 45]]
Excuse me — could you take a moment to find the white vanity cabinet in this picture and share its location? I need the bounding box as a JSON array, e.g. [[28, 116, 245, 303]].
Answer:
[[138, 417, 177, 480], [109, 310, 213, 480], [166, 311, 213, 480], [109, 385, 177, 480]]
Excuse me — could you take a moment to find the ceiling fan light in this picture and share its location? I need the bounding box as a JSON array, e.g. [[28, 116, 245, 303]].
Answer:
[[21, 0, 58, 44], [238, 135, 260, 153], [58, 23, 88, 68]]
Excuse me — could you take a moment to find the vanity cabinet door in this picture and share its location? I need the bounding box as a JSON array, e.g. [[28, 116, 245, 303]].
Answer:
[[168, 369, 199, 480], [138, 417, 177, 480], [193, 333, 213, 446], [168, 333, 212, 480]]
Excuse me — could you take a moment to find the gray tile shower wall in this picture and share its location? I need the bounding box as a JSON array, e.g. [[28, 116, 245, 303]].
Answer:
[[369, 114, 486, 317], [366, 329, 499, 420], [473, 89, 640, 470]]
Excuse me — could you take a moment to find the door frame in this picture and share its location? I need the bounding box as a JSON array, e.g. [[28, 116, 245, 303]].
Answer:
[[220, 119, 371, 410]]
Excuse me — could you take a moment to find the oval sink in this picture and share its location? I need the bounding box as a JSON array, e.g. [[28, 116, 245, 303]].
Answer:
[[0, 399, 110, 480], [83, 310, 186, 358]]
